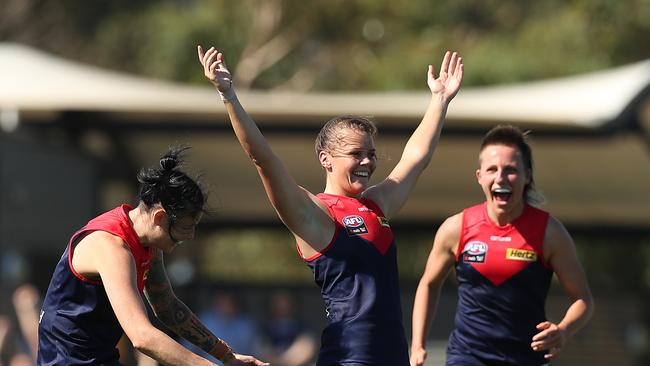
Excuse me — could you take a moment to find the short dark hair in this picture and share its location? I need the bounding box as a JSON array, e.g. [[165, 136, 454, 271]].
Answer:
[[137, 146, 207, 220], [479, 125, 545, 206]]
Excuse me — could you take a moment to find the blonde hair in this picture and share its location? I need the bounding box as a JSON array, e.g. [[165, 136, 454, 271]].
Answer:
[[315, 115, 378, 155]]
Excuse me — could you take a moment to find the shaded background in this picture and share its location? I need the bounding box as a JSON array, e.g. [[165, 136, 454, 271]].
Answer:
[[1, 1, 649, 365]]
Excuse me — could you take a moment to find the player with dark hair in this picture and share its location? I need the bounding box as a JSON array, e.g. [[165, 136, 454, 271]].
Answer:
[[198, 45, 463, 365], [37, 147, 268, 366], [410, 125, 594, 366]]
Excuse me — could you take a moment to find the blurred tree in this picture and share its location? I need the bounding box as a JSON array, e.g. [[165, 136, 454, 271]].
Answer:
[[1, 0, 649, 90]]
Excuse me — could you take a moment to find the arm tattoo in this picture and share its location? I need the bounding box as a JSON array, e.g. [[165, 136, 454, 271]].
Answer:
[[144, 252, 228, 355]]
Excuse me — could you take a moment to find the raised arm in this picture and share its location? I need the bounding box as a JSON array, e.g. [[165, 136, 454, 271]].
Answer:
[[144, 250, 268, 366], [198, 45, 334, 254], [532, 217, 594, 360], [364, 51, 463, 217], [410, 214, 461, 366]]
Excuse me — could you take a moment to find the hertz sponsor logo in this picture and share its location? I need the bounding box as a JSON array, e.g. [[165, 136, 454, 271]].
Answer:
[[506, 248, 537, 262]]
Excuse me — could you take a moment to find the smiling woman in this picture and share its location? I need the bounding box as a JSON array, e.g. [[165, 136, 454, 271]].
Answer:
[[198, 44, 463, 366], [411, 125, 595, 366]]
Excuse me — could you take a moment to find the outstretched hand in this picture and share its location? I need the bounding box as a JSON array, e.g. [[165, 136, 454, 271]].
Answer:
[[427, 51, 463, 101], [197, 45, 233, 93]]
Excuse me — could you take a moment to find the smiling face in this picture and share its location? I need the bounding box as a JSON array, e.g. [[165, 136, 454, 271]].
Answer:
[[476, 144, 531, 224], [319, 128, 377, 197]]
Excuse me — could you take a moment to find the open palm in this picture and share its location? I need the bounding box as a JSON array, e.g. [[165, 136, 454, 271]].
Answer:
[[428, 51, 463, 101], [197, 45, 233, 92]]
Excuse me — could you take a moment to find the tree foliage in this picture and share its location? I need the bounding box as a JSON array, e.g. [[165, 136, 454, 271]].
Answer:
[[2, 0, 649, 90]]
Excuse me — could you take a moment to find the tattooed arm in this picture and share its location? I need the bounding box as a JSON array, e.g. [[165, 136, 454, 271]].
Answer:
[[144, 249, 236, 362], [82, 232, 217, 366]]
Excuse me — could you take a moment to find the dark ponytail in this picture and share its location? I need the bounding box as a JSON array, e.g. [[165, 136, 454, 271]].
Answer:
[[137, 146, 206, 220]]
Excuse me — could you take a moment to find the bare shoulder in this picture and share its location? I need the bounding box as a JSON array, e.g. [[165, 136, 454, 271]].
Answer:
[[435, 212, 463, 254], [440, 212, 463, 236], [544, 215, 572, 244], [72, 231, 131, 277], [543, 215, 576, 260], [84, 231, 131, 254]]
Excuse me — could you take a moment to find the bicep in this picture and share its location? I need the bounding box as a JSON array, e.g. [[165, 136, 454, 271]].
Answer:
[[546, 219, 592, 301], [365, 154, 429, 217], [94, 239, 153, 336], [420, 215, 461, 287], [258, 162, 334, 242]]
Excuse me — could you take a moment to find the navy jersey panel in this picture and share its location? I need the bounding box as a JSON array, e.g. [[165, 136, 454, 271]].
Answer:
[[305, 193, 409, 366], [447, 203, 552, 366], [37, 205, 150, 366], [37, 245, 123, 366]]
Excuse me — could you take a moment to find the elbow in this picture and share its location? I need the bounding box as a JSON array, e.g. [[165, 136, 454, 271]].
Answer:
[[124, 320, 163, 355], [129, 327, 157, 354]]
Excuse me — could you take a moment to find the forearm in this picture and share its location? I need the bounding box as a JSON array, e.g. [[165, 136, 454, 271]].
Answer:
[[222, 90, 277, 167], [400, 94, 449, 168], [132, 325, 216, 366], [221, 89, 314, 228], [411, 280, 440, 351], [155, 298, 234, 362], [558, 296, 594, 337]]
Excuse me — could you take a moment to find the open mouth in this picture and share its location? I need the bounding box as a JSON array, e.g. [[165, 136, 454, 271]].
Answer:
[[492, 187, 512, 203], [353, 171, 369, 178]]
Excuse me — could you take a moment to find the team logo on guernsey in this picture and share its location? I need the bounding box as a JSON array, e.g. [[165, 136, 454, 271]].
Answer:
[[342, 215, 368, 235], [462, 241, 487, 263], [506, 248, 537, 262]]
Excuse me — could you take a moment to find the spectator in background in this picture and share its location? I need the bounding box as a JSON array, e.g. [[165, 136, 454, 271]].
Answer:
[[12, 284, 39, 361], [260, 292, 316, 366], [0, 285, 40, 366], [182, 292, 260, 364], [0, 314, 11, 366]]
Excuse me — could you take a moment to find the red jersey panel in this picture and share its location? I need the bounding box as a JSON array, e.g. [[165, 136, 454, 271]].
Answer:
[[448, 202, 553, 365], [457, 202, 549, 286]]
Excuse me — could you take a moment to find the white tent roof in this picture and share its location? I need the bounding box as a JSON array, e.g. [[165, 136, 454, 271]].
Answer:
[[2, 42, 649, 128], [1, 43, 649, 227]]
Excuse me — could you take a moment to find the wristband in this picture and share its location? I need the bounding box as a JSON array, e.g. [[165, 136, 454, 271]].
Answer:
[[209, 338, 234, 362], [218, 80, 236, 102], [218, 88, 236, 102]]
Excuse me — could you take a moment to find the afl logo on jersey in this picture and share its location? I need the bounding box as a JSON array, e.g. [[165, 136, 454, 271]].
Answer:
[[342, 215, 368, 235], [462, 241, 487, 263]]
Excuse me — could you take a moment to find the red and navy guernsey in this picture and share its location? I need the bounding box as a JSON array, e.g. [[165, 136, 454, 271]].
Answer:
[[446, 202, 552, 366], [299, 193, 409, 366], [37, 205, 152, 366]]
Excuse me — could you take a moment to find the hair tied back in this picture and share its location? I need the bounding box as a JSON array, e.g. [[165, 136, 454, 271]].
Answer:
[[160, 155, 178, 171]]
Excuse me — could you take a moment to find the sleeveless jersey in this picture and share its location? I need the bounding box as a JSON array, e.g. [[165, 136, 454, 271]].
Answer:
[[300, 193, 409, 366], [447, 202, 552, 366], [37, 205, 152, 366]]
